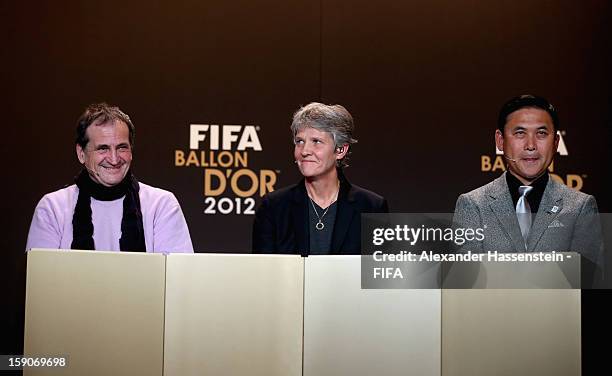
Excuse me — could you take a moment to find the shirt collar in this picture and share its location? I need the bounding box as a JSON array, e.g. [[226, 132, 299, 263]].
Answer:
[[506, 172, 549, 212]]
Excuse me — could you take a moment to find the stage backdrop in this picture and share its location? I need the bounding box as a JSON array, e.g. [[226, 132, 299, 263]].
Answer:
[[3, 0, 611, 367]]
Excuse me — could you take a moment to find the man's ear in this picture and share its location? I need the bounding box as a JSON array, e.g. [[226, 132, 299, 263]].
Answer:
[[76, 144, 85, 164], [335, 144, 349, 160], [494, 129, 504, 152], [554, 130, 560, 152]]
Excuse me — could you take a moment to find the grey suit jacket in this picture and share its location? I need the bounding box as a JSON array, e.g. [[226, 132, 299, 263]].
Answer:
[[453, 172, 602, 267]]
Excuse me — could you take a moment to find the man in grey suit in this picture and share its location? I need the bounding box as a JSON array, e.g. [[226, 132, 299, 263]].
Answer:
[[453, 95, 602, 285]]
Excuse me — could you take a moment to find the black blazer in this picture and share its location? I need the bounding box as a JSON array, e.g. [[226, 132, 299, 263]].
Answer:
[[252, 172, 388, 254]]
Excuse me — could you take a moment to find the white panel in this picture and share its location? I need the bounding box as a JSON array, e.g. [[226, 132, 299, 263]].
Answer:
[[442, 289, 580, 376], [304, 256, 441, 376], [24, 249, 166, 376], [163, 254, 303, 376]]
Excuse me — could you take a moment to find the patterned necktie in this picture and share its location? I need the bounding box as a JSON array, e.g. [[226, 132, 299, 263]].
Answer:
[[516, 185, 534, 246]]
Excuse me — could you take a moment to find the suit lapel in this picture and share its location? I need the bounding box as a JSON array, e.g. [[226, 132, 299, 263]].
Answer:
[[330, 197, 356, 253], [290, 182, 309, 254], [331, 173, 357, 253], [527, 178, 563, 251], [488, 173, 527, 252]]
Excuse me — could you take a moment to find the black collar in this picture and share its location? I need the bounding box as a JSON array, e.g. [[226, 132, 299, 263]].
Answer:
[[290, 168, 356, 254], [506, 172, 549, 213], [292, 168, 353, 203]]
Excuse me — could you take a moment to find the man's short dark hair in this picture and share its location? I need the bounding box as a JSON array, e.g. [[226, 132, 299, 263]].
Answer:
[[76, 103, 135, 148], [497, 94, 559, 132]]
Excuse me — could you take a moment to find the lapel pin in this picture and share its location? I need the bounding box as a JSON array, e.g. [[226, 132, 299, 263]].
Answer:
[[551, 206, 559, 213]]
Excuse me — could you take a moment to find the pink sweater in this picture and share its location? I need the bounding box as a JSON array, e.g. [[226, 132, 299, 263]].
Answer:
[[26, 183, 193, 253]]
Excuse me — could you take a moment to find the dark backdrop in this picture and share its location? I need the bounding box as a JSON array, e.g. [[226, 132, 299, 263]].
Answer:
[[3, 1, 611, 374]]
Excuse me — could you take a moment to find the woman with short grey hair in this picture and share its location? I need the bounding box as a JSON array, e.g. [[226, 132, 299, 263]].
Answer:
[[253, 102, 388, 254], [290, 103, 357, 168]]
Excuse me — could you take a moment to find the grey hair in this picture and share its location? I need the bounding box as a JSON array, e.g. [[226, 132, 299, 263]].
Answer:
[[290, 102, 358, 168]]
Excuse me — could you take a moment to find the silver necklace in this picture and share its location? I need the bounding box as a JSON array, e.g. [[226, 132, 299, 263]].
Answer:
[[308, 187, 339, 231]]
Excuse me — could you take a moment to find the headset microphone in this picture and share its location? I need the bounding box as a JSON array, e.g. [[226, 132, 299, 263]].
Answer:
[[83, 164, 100, 177], [503, 154, 517, 163]]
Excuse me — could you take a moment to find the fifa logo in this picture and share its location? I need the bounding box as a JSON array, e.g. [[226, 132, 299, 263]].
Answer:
[[175, 124, 278, 215], [189, 124, 262, 151]]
